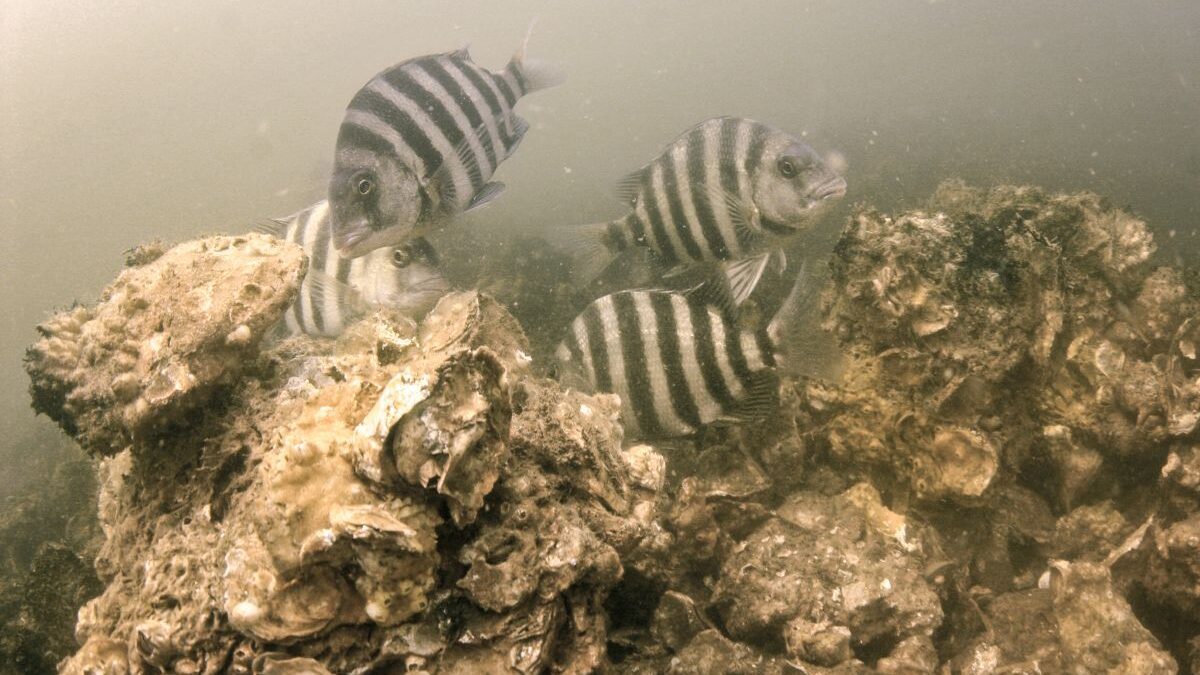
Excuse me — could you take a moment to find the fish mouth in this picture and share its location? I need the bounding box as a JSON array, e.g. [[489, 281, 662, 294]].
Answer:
[[332, 225, 372, 258], [813, 176, 848, 202]]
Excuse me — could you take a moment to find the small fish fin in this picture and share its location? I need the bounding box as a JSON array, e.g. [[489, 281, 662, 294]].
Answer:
[[421, 170, 455, 223], [684, 266, 739, 319], [449, 44, 472, 61], [508, 19, 566, 95], [724, 254, 771, 306], [455, 129, 485, 190], [614, 166, 648, 205], [305, 269, 369, 314], [771, 249, 788, 275], [768, 260, 842, 381], [721, 371, 781, 424], [768, 259, 820, 348], [563, 221, 623, 286], [252, 205, 306, 238], [423, 119, 495, 217], [501, 115, 530, 158], [464, 182, 506, 214], [720, 188, 762, 250], [252, 218, 288, 238]]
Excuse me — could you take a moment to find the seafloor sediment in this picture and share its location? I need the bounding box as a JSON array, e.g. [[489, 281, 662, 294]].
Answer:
[[16, 182, 1200, 673]]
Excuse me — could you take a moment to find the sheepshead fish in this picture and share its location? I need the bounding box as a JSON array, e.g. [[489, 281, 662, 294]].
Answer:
[[259, 200, 449, 338], [555, 265, 816, 438], [330, 30, 564, 258], [572, 117, 845, 310]]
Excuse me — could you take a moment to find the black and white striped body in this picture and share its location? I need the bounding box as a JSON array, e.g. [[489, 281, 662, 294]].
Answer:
[[579, 117, 846, 306], [279, 201, 448, 338], [608, 117, 771, 268], [331, 41, 562, 258], [340, 50, 527, 215], [556, 290, 781, 438]]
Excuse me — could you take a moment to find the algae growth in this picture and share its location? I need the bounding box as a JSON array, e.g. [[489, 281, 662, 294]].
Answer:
[[14, 182, 1200, 673]]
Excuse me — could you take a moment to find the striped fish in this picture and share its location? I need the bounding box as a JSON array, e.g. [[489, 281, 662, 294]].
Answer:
[[555, 269, 813, 439], [573, 117, 846, 309], [330, 30, 564, 258], [261, 200, 450, 338]]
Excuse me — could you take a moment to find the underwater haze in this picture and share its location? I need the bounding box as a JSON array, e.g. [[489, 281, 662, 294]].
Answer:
[[3, 0, 1199, 510]]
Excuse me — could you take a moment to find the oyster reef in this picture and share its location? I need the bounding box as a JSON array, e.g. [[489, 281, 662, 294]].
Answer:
[[12, 181, 1200, 673]]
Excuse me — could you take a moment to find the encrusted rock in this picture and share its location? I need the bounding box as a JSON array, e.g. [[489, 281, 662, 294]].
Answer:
[[667, 630, 784, 675], [1050, 561, 1177, 673], [711, 484, 942, 657], [387, 348, 512, 526], [48, 241, 652, 674], [25, 234, 306, 457], [814, 182, 1189, 505]]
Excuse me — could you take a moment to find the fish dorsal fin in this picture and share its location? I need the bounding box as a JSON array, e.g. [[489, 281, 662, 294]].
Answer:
[[724, 253, 772, 307], [465, 181, 506, 214], [252, 218, 289, 238], [305, 268, 370, 314], [614, 166, 649, 206], [449, 44, 472, 61]]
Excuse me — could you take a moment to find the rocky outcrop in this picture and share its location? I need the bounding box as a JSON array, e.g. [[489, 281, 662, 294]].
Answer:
[[26, 235, 658, 673], [21, 181, 1200, 672], [25, 235, 307, 458]]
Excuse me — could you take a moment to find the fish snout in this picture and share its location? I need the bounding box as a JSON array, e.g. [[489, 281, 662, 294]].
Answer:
[[332, 226, 370, 257], [814, 176, 848, 202]]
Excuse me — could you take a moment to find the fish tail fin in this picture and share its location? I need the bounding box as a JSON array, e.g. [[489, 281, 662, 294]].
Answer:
[[767, 259, 842, 381], [563, 218, 628, 286], [508, 18, 565, 95]]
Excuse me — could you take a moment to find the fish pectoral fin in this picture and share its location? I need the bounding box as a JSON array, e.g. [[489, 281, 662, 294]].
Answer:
[[424, 121, 493, 218], [724, 253, 771, 306], [721, 188, 762, 250], [464, 182, 506, 214], [725, 371, 781, 423], [455, 126, 486, 189], [304, 268, 369, 314], [614, 166, 650, 205]]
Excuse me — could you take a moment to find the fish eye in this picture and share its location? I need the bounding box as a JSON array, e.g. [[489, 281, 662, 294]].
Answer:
[[778, 157, 798, 178], [391, 248, 411, 267], [353, 174, 375, 196]]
